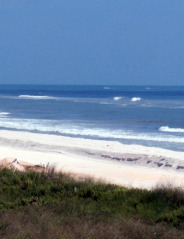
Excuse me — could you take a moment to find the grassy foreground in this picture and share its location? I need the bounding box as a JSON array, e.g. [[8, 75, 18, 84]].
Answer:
[[0, 168, 184, 238]]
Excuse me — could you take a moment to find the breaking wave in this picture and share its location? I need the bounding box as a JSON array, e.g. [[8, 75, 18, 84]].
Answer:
[[1, 118, 184, 143], [18, 95, 109, 105], [159, 126, 184, 133], [113, 96, 122, 101], [19, 95, 59, 100], [0, 112, 10, 117], [0, 112, 10, 115], [131, 97, 141, 102]]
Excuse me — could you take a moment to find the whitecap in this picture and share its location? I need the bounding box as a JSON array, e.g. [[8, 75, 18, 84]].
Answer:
[[131, 97, 141, 102], [159, 126, 184, 133], [0, 112, 10, 115], [113, 96, 122, 101], [0, 112, 10, 117], [18, 95, 58, 100]]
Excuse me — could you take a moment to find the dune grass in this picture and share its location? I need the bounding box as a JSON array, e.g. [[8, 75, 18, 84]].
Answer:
[[0, 168, 184, 238]]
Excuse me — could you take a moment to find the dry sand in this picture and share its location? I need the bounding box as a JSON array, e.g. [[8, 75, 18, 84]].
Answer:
[[0, 157, 43, 172], [0, 130, 184, 189]]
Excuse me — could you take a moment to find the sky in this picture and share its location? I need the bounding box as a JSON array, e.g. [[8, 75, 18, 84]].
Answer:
[[0, 0, 183, 85]]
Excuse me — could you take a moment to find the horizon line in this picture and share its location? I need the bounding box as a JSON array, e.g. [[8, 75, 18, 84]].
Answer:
[[0, 83, 184, 87]]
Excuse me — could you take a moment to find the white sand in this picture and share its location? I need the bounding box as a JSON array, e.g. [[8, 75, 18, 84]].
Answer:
[[0, 130, 184, 189]]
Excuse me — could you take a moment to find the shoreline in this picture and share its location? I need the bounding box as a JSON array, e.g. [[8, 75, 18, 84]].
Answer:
[[0, 129, 184, 189]]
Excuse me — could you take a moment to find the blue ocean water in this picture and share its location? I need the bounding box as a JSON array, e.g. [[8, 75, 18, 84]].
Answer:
[[0, 84, 184, 152]]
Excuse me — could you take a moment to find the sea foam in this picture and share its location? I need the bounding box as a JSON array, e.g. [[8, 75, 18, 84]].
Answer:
[[1, 118, 184, 143]]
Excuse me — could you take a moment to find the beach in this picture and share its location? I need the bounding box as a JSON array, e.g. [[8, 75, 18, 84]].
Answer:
[[1, 129, 184, 189]]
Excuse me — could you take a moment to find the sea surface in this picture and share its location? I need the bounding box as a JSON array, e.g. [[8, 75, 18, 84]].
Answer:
[[0, 85, 184, 152]]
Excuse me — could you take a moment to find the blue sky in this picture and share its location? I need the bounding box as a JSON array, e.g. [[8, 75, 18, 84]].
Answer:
[[0, 1, 183, 85]]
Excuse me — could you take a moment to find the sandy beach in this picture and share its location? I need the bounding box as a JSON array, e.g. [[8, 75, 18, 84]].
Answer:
[[0, 129, 184, 189]]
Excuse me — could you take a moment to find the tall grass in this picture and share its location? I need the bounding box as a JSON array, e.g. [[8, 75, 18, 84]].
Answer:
[[0, 168, 184, 238]]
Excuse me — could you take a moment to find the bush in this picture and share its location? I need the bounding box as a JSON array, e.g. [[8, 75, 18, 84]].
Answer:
[[1, 168, 184, 238]]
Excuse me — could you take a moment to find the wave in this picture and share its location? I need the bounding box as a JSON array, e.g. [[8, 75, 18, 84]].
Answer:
[[159, 126, 184, 133], [18, 95, 110, 105], [113, 96, 122, 101], [100, 102, 112, 105], [1, 118, 184, 143], [104, 87, 110, 90], [0, 112, 10, 118], [131, 97, 141, 102], [4, 95, 183, 110], [18, 95, 59, 100], [175, 106, 184, 109], [0, 112, 10, 115]]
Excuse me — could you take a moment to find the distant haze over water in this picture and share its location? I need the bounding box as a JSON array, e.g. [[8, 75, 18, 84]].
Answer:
[[0, 85, 184, 152]]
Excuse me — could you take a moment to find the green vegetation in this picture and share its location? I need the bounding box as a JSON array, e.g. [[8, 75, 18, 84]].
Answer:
[[0, 168, 184, 238]]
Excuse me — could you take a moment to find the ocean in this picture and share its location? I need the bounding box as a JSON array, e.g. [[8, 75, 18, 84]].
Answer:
[[0, 84, 184, 152]]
